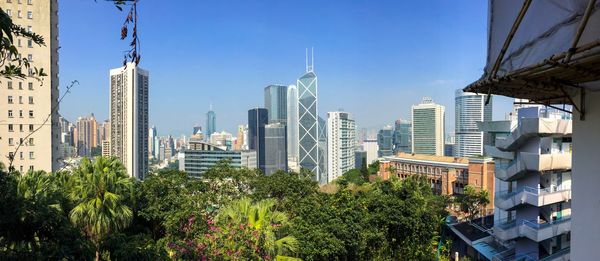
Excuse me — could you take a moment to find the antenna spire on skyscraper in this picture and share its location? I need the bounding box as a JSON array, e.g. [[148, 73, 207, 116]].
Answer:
[[305, 47, 315, 73]]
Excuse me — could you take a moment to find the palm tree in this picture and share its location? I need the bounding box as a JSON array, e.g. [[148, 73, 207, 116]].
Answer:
[[69, 157, 133, 261], [216, 197, 299, 258]]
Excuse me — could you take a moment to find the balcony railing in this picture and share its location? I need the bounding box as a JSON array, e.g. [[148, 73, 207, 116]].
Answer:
[[496, 118, 572, 151], [494, 216, 571, 242], [495, 152, 571, 181], [495, 186, 571, 210], [539, 247, 570, 261]]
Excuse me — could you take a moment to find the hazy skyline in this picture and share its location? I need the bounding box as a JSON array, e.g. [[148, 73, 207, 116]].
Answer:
[[58, 0, 513, 136]]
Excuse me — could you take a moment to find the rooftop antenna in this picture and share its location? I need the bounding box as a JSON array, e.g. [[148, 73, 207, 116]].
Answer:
[[305, 48, 309, 72], [209, 103, 213, 111], [306, 47, 314, 73]]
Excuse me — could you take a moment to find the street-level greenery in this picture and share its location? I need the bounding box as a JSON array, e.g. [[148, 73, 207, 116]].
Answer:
[[0, 157, 449, 260]]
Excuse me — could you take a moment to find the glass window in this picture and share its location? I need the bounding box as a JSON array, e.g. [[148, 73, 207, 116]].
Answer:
[[6, 9, 11, 17], [28, 82, 33, 90], [29, 152, 34, 159], [19, 124, 23, 132], [8, 138, 13, 146], [19, 110, 22, 118], [28, 96, 33, 104], [19, 152, 23, 160], [28, 110, 33, 118], [27, 0, 31, 4], [27, 39, 32, 48], [29, 138, 34, 146], [29, 166, 33, 171], [8, 110, 13, 118], [27, 11, 32, 19], [8, 124, 13, 132], [18, 82, 22, 89], [27, 54, 32, 61], [7, 96, 13, 103], [27, 26, 32, 33], [17, 10, 22, 18], [29, 124, 33, 132], [7, 81, 12, 89], [18, 96, 22, 104], [17, 39, 21, 47]]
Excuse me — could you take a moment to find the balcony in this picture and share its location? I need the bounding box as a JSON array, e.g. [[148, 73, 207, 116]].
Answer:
[[520, 217, 571, 242], [495, 152, 571, 181], [484, 145, 514, 160], [494, 219, 519, 241], [496, 118, 572, 151], [539, 247, 570, 261], [495, 186, 571, 211]]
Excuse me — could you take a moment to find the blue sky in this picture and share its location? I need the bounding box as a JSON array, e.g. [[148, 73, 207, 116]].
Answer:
[[58, 0, 513, 137]]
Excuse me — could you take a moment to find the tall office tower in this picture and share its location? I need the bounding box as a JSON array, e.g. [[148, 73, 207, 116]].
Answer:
[[264, 123, 287, 175], [327, 111, 356, 183], [411, 97, 445, 156], [481, 106, 572, 260], [235, 124, 247, 151], [362, 139, 379, 165], [377, 125, 394, 157], [454, 90, 492, 158], [210, 131, 234, 150], [109, 63, 149, 179], [0, 0, 60, 173], [286, 85, 299, 171], [297, 49, 321, 181], [75, 114, 99, 157], [248, 108, 268, 172], [148, 125, 157, 159], [264, 84, 288, 124], [393, 119, 412, 154], [318, 116, 328, 184], [206, 106, 216, 140]]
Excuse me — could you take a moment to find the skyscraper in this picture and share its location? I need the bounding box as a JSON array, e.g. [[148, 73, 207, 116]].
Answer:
[[234, 124, 248, 151], [75, 114, 99, 157], [0, 0, 60, 173], [327, 111, 356, 183], [393, 119, 412, 154], [454, 90, 492, 157], [411, 97, 445, 156], [264, 123, 287, 175], [377, 125, 394, 157], [264, 85, 288, 124], [297, 49, 321, 181], [286, 85, 299, 171], [318, 116, 328, 184], [248, 108, 268, 172], [109, 63, 149, 179], [149, 125, 157, 159], [206, 106, 216, 139]]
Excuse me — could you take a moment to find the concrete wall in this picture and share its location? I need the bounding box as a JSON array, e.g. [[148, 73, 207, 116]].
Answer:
[[571, 91, 600, 260]]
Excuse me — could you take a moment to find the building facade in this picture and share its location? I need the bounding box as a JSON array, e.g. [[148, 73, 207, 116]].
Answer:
[[412, 97, 445, 156], [180, 140, 257, 177], [264, 84, 288, 124], [479, 106, 572, 260], [206, 107, 216, 139], [362, 139, 379, 165], [393, 119, 412, 154], [377, 125, 394, 157], [75, 114, 98, 157], [286, 85, 299, 171], [109, 63, 149, 179], [327, 111, 356, 182], [148, 125, 157, 159], [297, 63, 321, 181], [454, 90, 492, 158], [264, 123, 287, 175], [0, 0, 60, 173], [377, 153, 494, 205], [248, 108, 268, 173]]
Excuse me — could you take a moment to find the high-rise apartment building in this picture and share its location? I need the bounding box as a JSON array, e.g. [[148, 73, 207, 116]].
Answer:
[[0, 0, 60, 173], [206, 106, 216, 139], [264, 84, 288, 124], [75, 114, 99, 157], [264, 123, 287, 175], [234, 124, 248, 151], [362, 139, 379, 165], [180, 140, 257, 177], [286, 85, 299, 172], [109, 63, 149, 179], [99, 119, 110, 142], [248, 108, 268, 172], [393, 119, 412, 154], [210, 131, 234, 150], [454, 90, 492, 158], [412, 97, 445, 156], [377, 125, 394, 157], [297, 50, 322, 182], [327, 111, 356, 182]]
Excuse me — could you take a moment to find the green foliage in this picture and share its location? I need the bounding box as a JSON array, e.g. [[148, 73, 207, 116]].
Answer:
[[69, 157, 134, 260], [368, 160, 380, 175], [337, 168, 366, 186], [457, 185, 490, 221]]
